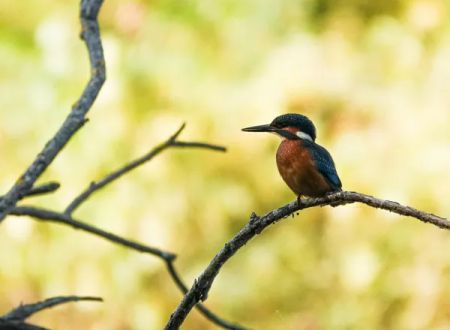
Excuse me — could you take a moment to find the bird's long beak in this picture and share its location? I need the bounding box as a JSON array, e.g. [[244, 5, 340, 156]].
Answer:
[[242, 123, 300, 140], [241, 124, 275, 133]]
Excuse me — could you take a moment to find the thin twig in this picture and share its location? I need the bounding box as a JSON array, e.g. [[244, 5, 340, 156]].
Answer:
[[20, 182, 61, 199], [10, 206, 246, 330], [164, 190, 450, 329], [0, 296, 102, 330], [11, 206, 176, 261], [171, 141, 227, 152], [64, 123, 226, 215], [0, 0, 106, 222], [0, 182, 60, 204], [3, 296, 102, 321]]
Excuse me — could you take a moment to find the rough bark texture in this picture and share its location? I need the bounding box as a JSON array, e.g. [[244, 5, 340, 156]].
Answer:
[[164, 191, 450, 329]]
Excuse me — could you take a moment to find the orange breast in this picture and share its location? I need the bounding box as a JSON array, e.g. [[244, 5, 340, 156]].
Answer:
[[276, 140, 332, 197]]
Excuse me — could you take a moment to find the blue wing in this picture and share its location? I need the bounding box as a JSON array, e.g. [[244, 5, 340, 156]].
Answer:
[[304, 140, 342, 190]]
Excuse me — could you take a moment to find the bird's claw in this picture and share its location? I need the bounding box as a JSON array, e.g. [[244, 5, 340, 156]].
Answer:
[[297, 195, 305, 208]]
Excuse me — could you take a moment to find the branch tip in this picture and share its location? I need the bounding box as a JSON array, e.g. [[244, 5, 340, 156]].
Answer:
[[170, 122, 187, 142], [22, 182, 61, 199]]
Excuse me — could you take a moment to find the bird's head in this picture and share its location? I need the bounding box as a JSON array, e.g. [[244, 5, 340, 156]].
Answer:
[[242, 113, 316, 142]]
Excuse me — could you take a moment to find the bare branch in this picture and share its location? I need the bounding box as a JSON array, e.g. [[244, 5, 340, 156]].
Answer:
[[169, 122, 187, 141], [64, 123, 226, 215], [164, 260, 247, 330], [0, 296, 101, 330], [164, 190, 450, 329], [0, 320, 47, 330], [0, 0, 106, 222], [2, 1, 237, 329], [171, 141, 227, 152], [3, 296, 102, 321], [10, 206, 246, 330], [11, 206, 176, 260], [20, 182, 61, 199], [0, 182, 60, 204]]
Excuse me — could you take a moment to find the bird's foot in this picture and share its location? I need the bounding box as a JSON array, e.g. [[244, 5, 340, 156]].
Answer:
[[297, 195, 306, 208]]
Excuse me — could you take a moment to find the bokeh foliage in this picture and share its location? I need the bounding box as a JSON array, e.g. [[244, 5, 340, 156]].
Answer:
[[1, 0, 450, 329]]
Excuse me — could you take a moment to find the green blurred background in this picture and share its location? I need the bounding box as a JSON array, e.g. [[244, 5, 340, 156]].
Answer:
[[1, 0, 450, 329]]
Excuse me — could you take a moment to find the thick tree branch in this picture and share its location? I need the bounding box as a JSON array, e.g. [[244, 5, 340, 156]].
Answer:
[[0, 296, 102, 330], [164, 190, 450, 329], [65, 123, 226, 215], [10, 206, 245, 330], [0, 0, 106, 222]]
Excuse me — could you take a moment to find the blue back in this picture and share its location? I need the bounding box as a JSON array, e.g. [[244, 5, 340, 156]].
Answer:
[[303, 140, 342, 190]]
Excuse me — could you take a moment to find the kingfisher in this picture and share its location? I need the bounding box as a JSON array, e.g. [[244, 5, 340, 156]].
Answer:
[[242, 113, 342, 198]]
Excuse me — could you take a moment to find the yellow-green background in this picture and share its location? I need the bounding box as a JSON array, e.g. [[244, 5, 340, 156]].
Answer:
[[1, 0, 450, 329]]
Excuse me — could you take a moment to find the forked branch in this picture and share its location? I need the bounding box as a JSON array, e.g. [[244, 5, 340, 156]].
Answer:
[[9, 123, 242, 330], [0, 0, 105, 222], [10, 205, 245, 330], [65, 123, 226, 215], [0, 0, 243, 329]]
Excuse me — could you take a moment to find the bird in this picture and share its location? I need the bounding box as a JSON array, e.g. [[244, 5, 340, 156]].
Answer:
[[242, 113, 342, 198]]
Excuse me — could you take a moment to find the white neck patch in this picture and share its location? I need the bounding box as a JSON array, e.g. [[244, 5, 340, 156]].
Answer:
[[296, 131, 313, 142]]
